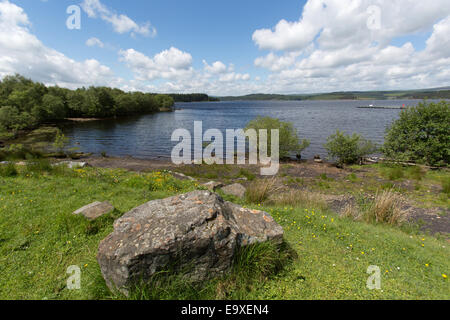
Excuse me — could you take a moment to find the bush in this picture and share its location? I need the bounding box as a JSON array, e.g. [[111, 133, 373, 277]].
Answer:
[[442, 178, 450, 195], [0, 162, 18, 177], [324, 130, 377, 165], [245, 117, 310, 159], [383, 100, 450, 166]]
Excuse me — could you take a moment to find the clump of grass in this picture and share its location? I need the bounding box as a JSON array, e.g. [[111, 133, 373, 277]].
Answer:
[[405, 166, 425, 181], [237, 168, 256, 181], [284, 177, 305, 187], [25, 159, 54, 175], [441, 178, 450, 195], [387, 166, 405, 180], [268, 189, 327, 210], [232, 241, 292, 280], [319, 173, 334, 181], [341, 190, 410, 226], [346, 173, 359, 182], [0, 162, 18, 177], [380, 164, 425, 181], [124, 241, 292, 300], [245, 178, 278, 204], [364, 189, 411, 225]]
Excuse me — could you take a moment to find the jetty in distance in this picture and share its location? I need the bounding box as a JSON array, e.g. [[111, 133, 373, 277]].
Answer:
[[357, 104, 405, 110]]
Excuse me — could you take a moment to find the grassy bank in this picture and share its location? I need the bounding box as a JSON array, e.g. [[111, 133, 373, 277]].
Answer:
[[0, 163, 448, 299]]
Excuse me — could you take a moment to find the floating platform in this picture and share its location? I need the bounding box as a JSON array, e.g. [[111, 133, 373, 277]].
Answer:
[[357, 106, 404, 109]]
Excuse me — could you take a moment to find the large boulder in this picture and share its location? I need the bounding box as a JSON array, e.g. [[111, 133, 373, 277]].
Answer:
[[97, 190, 283, 294]]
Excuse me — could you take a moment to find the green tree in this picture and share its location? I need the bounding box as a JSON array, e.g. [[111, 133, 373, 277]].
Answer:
[[40, 94, 66, 121], [0, 106, 36, 131], [324, 130, 377, 165], [383, 100, 450, 166], [245, 116, 310, 159]]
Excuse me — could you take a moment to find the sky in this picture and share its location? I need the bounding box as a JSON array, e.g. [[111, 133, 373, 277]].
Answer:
[[0, 0, 449, 95]]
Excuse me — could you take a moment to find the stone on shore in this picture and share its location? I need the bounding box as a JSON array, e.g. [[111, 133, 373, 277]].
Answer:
[[202, 181, 224, 191], [97, 190, 283, 294], [221, 183, 247, 199], [54, 161, 88, 169], [73, 201, 115, 220]]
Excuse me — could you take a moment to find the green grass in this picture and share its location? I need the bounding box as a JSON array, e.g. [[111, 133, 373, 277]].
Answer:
[[0, 165, 449, 300]]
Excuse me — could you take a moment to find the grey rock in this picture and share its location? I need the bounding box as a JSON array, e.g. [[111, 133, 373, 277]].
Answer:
[[168, 171, 196, 181], [202, 181, 224, 191], [221, 183, 247, 199], [73, 201, 114, 220], [54, 161, 88, 169], [97, 190, 283, 294]]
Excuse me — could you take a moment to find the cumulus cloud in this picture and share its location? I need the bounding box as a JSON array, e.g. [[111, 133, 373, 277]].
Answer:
[[119, 47, 252, 95], [252, 0, 450, 93], [81, 0, 156, 37], [86, 37, 104, 48], [119, 47, 194, 81], [0, 0, 121, 88], [203, 60, 227, 74]]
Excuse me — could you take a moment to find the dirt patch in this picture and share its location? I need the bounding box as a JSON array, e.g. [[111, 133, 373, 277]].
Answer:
[[84, 156, 176, 172], [281, 160, 353, 179], [406, 206, 450, 237]]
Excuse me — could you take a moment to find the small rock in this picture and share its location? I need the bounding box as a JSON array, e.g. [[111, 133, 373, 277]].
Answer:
[[53, 161, 88, 169], [221, 183, 247, 199], [314, 159, 323, 163], [73, 201, 114, 220], [202, 181, 224, 191], [169, 171, 196, 181]]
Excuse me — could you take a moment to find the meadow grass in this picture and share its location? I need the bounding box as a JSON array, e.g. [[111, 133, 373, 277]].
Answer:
[[0, 164, 448, 300]]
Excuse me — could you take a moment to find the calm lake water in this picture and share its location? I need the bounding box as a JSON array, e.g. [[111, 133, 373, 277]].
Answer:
[[61, 99, 433, 160]]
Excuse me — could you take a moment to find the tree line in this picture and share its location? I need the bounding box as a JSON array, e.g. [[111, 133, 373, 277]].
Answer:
[[0, 74, 175, 133], [169, 93, 219, 102]]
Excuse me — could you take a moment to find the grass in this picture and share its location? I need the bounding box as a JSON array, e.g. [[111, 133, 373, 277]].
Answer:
[[245, 178, 278, 204], [0, 163, 449, 300], [342, 190, 411, 226]]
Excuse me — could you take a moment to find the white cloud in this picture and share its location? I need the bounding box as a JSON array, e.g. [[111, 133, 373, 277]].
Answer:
[[252, 0, 450, 93], [81, 0, 156, 37], [0, 0, 121, 89], [86, 37, 104, 48], [203, 60, 227, 74], [119, 47, 194, 81]]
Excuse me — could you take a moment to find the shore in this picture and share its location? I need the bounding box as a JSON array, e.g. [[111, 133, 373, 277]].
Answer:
[[76, 155, 449, 237]]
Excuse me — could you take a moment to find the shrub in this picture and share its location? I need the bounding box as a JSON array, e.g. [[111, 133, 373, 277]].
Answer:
[[245, 117, 310, 159], [324, 130, 377, 165], [0, 162, 18, 177], [25, 159, 54, 175], [52, 130, 69, 154], [442, 178, 450, 195], [383, 100, 450, 166]]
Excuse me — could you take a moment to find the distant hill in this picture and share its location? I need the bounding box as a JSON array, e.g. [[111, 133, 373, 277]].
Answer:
[[219, 89, 450, 101]]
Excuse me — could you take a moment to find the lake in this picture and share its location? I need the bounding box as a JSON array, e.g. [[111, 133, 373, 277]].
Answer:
[[61, 99, 431, 160]]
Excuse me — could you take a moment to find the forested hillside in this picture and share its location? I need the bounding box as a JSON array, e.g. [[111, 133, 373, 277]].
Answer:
[[0, 74, 174, 133]]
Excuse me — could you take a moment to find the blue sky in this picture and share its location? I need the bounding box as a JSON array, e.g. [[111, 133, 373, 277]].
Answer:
[[15, 0, 305, 79], [1, 0, 449, 95]]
